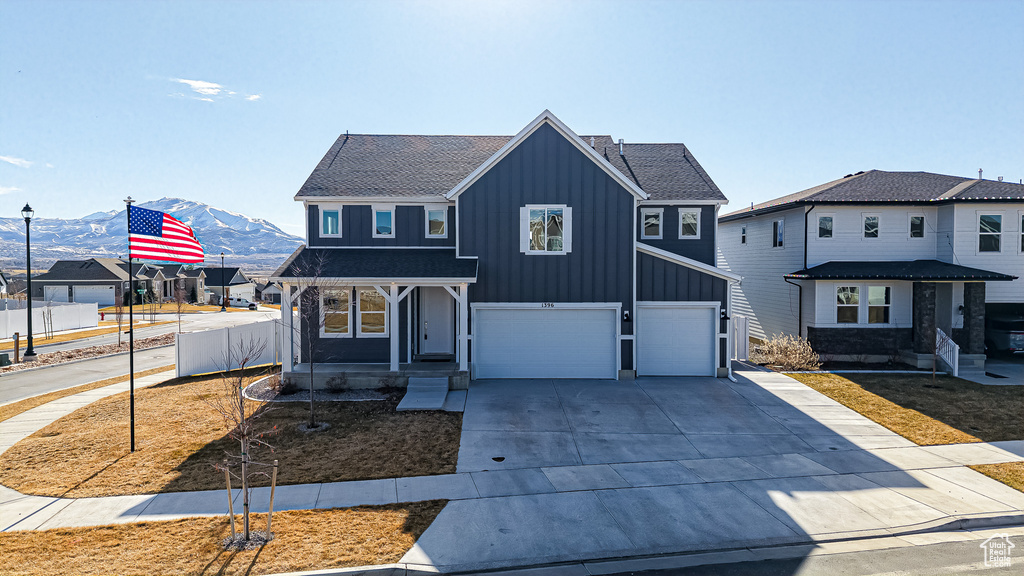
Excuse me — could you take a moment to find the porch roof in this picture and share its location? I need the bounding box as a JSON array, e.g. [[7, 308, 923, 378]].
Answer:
[[271, 247, 478, 283], [785, 259, 1017, 281]]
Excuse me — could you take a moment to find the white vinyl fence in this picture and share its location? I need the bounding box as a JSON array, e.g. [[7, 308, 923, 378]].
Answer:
[[175, 320, 282, 378], [935, 327, 959, 377], [731, 315, 750, 360], [0, 299, 98, 339]]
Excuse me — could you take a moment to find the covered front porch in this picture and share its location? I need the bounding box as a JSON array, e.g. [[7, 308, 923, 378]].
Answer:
[[271, 248, 478, 388]]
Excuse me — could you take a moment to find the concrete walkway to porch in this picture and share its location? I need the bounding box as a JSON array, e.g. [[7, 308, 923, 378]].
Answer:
[[3, 367, 1024, 573]]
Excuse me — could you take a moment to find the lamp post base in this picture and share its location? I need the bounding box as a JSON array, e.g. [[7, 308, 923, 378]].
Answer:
[[22, 352, 38, 362]]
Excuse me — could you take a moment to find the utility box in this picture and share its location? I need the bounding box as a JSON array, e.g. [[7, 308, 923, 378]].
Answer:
[[0, 353, 10, 367]]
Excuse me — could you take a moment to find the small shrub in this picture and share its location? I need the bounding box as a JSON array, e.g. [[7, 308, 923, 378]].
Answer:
[[751, 333, 821, 371], [272, 376, 301, 395], [325, 374, 348, 393]]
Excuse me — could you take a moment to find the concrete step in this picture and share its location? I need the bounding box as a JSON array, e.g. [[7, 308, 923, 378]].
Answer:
[[397, 377, 449, 411], [407, 377, 450, 391]]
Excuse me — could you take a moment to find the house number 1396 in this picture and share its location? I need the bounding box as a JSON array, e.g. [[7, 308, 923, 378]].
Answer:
[[541, 303, 554, 308]]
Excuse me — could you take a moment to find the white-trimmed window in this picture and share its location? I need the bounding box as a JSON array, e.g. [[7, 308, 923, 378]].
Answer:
[[373, 206, 395, 238], [979, 213, 1001, 252], [740, 225, 746, 244], [836, 286, 859, 323], [641, 208, 663, 239], [425, 207, 447, 238], [678, 208, 700, 239], [357, 288, 388, 336], [863, 214, 879, 239], [1020, 213, 1024, 253], [320, 206, 341, 237], [772, 219, 784, 248], [320, 288, 351, 337], [520, 205, 572, 255], [909, 214, 925, 239], [817, 215, 833, 239], [868, 286, 891, 324]]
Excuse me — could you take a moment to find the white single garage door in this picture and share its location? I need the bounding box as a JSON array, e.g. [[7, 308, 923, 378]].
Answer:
[[473, 306, 618, 379], [43, 285, 69, 302], [74, 285, 116, 306], [636, 304, 717, 376]]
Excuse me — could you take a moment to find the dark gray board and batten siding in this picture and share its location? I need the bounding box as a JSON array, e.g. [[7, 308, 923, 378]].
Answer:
[[299, 288, 409, 364], [636, 205, 717, 266], [456, 123, 636, 368], [308, 205, 456, 247]]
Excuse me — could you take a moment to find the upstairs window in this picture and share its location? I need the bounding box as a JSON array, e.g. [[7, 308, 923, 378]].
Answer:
[[863, 215, 879, 238], [320, 207, 341, 237], [909, 215, 925, 238], [868, 286, 891, 324], [836, 286, 859, 323], [521, 205, 572, 255], [426, 207, 447, 238], [373, 206, 395, 238], [1020, 214, 1024, 252], [678, 209, 700, 239], [740, 225, 746, 244], [979, 214, 1001, 252], [772, 219, 784, 247], [641, 208, 663, 239], [818, 215, 833, 239]]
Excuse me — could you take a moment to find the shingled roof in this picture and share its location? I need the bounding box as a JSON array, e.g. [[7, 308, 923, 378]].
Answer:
[[272, 248, 478, 281], [786, 260, 1017, 282], [721, 170, 1024, 221], [295, 129, 726, 203]]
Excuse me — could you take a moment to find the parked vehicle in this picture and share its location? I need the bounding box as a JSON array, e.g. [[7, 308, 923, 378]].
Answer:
[[986, 315, 1024, 354], [228, 296, 258, 310]]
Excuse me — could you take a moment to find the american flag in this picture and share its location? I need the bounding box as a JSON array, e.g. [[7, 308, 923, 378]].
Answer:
[[128, 207, 205, 263]]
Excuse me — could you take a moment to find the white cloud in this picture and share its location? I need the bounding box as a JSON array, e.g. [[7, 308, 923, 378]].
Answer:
[[0, 155, 32, 168], [0, 185, 20, 195], [170, 78, 262, 103]]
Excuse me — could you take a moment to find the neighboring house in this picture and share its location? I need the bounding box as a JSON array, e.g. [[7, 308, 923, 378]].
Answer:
[[180, 268, 207, 303], [718, 170, 1022, 367], [30, 258, 159, 305], [204, 267, 255, 303], [271, 110, 739, 384], [258, 281, 283, 304], [0, 270, 7, 296]]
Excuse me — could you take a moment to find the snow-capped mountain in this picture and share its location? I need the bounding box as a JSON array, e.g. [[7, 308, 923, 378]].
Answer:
[[0, 198, 303, 273]]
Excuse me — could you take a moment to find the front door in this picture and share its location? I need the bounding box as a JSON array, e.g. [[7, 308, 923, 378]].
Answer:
[[420, 287, 454, 355]]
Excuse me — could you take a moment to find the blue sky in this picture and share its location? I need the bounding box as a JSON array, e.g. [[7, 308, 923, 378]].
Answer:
[[1, 0, 1021, 236]]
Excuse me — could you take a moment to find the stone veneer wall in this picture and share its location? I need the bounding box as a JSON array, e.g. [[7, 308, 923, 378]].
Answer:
[[912, 282, 936, 354], [807, 327, 913, 356]]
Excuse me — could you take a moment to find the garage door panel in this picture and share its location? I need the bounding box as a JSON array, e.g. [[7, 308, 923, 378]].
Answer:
[[474, 307, 617, 379], [74, 285, 116, 306], [637, 305, 716, 377]]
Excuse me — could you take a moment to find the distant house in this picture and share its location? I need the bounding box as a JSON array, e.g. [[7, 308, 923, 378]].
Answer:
[[0, 269, 8, 296], [31, 258, 152, 305], [257, 281, 283, 304], [203, 267, 255, 303], [718, 170, 1022, 368], [180, 268, 207, 303]]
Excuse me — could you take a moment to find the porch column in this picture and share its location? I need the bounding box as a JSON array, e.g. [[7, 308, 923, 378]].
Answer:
[[459, 283, 468, 372], [390, 284, 400, 372], [963, 282, 986, 354], [281, 282, 293, 372], [912, 281, 936, 354]]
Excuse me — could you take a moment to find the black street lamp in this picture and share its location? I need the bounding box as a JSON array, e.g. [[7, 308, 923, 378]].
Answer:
[[21, 203, 36, 361], [220, 252, 226, 311]]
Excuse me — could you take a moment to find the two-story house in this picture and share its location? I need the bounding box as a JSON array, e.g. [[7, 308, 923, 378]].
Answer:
[[718, 170, 1021, 368], [271, 110, 740, 386]]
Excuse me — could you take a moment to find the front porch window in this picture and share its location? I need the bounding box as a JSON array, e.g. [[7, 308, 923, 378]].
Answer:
[[358, 288, 388, 336], [868, 286, 891, 324], [321, 289, 350, 337], [837, 286, 859, 323]]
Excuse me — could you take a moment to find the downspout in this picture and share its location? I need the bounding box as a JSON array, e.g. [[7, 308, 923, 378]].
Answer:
[[787, 204, 814, 338]]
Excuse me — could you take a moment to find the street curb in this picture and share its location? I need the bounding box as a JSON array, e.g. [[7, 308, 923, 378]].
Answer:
[[0, 344, 174, 378], [261, 515, 1024, 576]]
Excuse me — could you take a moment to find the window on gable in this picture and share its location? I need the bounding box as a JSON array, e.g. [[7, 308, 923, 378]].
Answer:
[[373, 207, 395, 238], [358, 288, 388, 336], [818, 216, 833, 239], [679, 209, 700, 239], [1020, 214, 1024, 252], [772, 219, 784, 247], [321, 207, 341, 237], [837, 286, 859, 323], [863, 215, 879, 238], [641, 208, 662, 239], [979, 214, 1001, 252], [521, 205, 572, 254], [868, 286, 891, 324], [740, 225, 746, 244], [426, 207, 447, 238], [909, 215, 925, 238], [321, 289, 350, 337]]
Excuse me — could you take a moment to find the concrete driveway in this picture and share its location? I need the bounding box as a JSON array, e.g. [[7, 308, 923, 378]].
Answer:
[[457, 373, 911, 472]]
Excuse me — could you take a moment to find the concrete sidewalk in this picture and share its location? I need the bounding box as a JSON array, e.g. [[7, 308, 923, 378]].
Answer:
[[2, 368, 1024, 574]]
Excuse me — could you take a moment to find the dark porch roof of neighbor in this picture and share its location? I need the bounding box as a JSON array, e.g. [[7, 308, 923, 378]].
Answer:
[[785, 260, 1017, 282], [273, 248, 478, 281]]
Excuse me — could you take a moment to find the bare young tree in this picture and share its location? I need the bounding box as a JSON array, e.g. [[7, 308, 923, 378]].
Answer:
[[174, 278, 187, 333], [114, 285, 126, 347], [203, 336, 276, 545]]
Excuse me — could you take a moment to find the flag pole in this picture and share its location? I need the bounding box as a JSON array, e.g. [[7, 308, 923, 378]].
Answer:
[[125, 196, 136, 453]]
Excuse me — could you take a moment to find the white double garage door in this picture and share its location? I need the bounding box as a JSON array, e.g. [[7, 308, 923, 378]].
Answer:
[[43, 285, 116, 306], [472, 302, 718, 379]]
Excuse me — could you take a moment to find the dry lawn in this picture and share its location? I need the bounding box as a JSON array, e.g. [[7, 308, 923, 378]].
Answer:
[[0, 365, 174, 424], [0, 501, 445, 576], [788, 373, 1022, 445], [0, 371, 462, 498], [972, 462, 1024, 493]]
